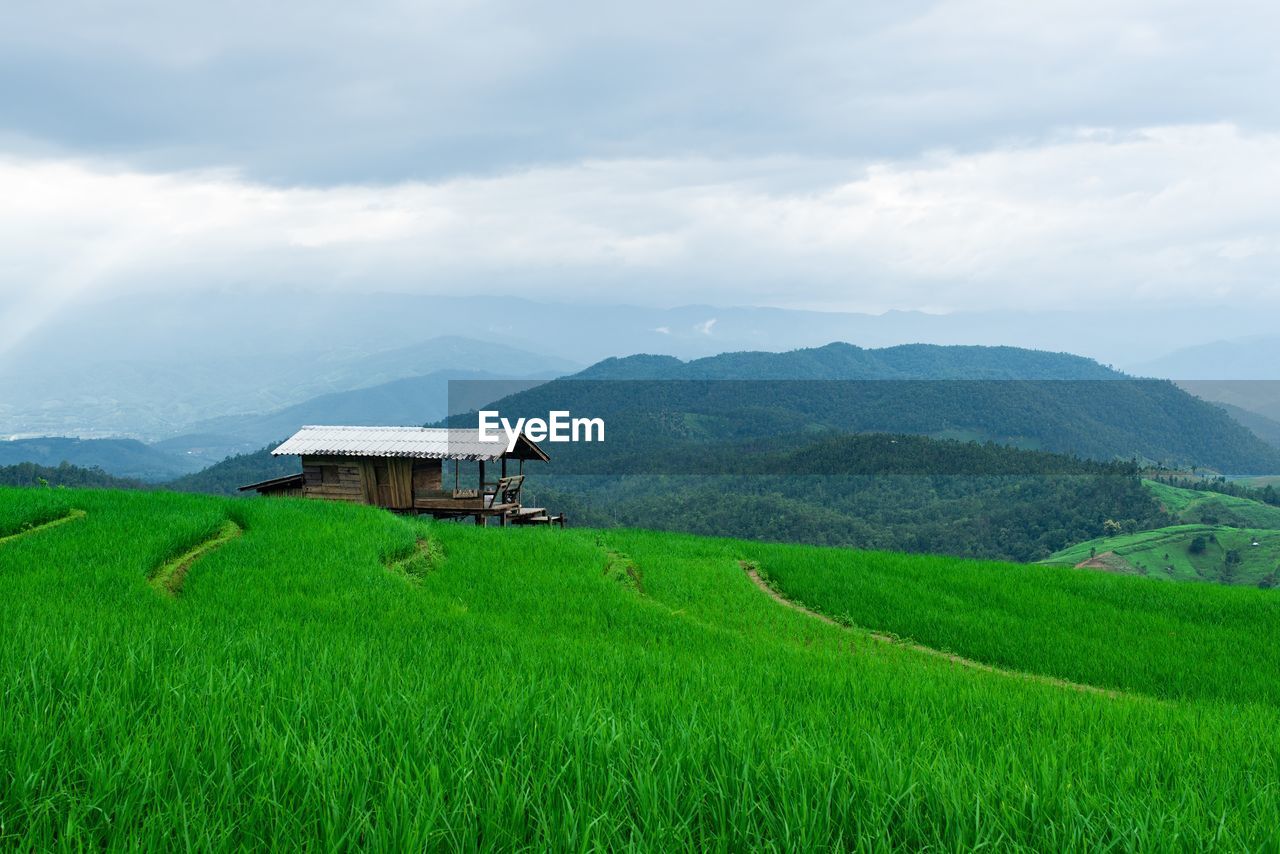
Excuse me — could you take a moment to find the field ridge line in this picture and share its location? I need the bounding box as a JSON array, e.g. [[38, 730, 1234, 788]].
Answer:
[[739, 560, 1127, 699], [0, 508, 86, 546], [384, 536, 439, 582], [600, 546, 645, 595], [151, 520, 242, 596]]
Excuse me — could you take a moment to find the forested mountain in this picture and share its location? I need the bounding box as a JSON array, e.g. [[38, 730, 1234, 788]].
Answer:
[[528, 434, 1168, 562], [1213, 403, 1280, 449], [0, 452, 296, 496], [0, 462, 146, 490], [465, 343, 1280, 473], [165, 448, 300, 496], [577, 342, 1121, 380]]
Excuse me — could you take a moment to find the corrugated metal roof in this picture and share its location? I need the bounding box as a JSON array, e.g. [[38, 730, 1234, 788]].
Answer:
[[238, 472, 305, 492], [272, 426, 543, 461]]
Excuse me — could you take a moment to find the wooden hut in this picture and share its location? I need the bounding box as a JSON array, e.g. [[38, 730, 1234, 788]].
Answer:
[[239, 426, 562, 526]]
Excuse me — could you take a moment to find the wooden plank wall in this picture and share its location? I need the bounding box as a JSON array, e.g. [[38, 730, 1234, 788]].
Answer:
[[358, 460, 380, 505], [302, 455, 367, 503], [413, 460, 445, 498], [388, 459, 414, 508], [301, 456, 452, 508]]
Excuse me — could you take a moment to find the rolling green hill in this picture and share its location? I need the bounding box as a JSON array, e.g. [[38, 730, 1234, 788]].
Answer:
[[1144, 478, 1280, 528], [4, 487, 1280, 847], [1042, 524, 1280, 585], [1040, 480, 1280, 585]]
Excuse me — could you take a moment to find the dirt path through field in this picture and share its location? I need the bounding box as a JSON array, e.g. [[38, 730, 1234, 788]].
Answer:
[[151, 520, 242, 596], [740, 561, 1126, 698], [0, 509, 86, 546]]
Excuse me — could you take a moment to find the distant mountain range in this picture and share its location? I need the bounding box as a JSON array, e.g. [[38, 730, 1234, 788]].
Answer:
[[1128, 335, 1280, 430], [0, 362, 557, 477], [1132, 336, 1280, 381], [160, 369, 554, 464], [6, 339, 1280, 481], [576, 343, 1120, 381], [0, 438, 204, 481], [0, 335, 578, 439], [459, 343, 1280, 474], [16, 290, 1280, 369], [5, 290, 1280, 442]]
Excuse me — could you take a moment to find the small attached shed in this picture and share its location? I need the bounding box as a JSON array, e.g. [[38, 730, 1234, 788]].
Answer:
[[239, 426, 560, 525]]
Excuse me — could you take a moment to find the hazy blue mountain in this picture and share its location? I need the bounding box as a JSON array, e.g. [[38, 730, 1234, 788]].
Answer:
[[6, 292, 1274, 440], [265, 338, 571, 400], [163, 369, 555, 462], [14, 291, 1276, 371], [0, 438, 203, 481], [1133, 336, 1280, 381], [0, 333, 579, 440], [1175, 379, 1280, 425], [5, 287, 1274, 442], [149, 433, 265, 467]]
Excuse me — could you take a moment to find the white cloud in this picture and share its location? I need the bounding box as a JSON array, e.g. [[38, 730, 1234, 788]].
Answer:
[[2, 121, 1279, 353]]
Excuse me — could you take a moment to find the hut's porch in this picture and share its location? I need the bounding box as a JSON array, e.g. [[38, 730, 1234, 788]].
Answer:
[[412, 474, 564, 526]]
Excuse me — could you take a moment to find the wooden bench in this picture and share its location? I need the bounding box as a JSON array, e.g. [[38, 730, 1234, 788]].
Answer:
[[482, 475, 525, 508]]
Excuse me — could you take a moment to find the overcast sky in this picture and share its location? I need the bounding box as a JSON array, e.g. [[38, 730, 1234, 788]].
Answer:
[[4, 0, 1280, 337]]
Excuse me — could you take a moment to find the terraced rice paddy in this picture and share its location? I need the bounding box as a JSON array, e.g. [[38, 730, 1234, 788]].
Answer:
[[3, 487, 1280, 849]]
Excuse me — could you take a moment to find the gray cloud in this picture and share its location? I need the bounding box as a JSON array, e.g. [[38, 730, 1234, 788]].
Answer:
[[3, 0, 1279, 333], [4, 0, 1279, 182]]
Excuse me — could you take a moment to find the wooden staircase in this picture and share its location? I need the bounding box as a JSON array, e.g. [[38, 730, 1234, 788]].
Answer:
[[507, 507, 567, 527]]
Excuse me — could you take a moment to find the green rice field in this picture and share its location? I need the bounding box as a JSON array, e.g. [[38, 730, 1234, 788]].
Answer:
[[1144, 478, 1280, 528], [3, 486, 1280, 849]]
